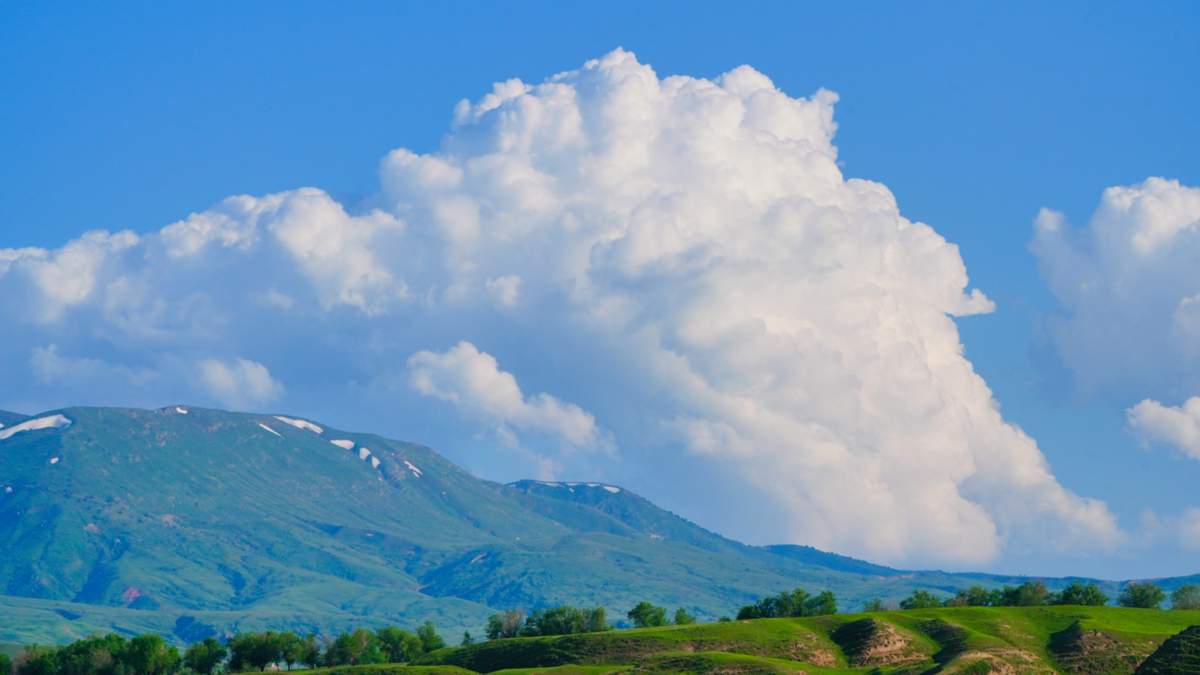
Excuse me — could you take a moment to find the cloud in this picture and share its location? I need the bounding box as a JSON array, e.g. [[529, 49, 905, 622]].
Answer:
[[0, 49, 1121, 567], [1032, 177, 1200, 396], [1127, 397, 1200, 460], [408, 341, 607, 452], [197, 358, 283, 409]]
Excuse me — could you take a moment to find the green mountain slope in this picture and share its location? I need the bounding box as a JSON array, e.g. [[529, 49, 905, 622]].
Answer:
[[1, 405, 1197, 647]]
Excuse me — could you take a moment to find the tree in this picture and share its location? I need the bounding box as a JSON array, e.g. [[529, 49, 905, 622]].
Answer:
[[184, 637, 228, 675], [416, 621, 446, 654], [627, 601, 668, 628], [55, 633, 126, 674], [486, 610, 526, 640], [862, 598, 886, 612], [13, 646, 57, 675], [376, 626, 422, 663], [1051, 583, 1109, 607], [461, 631, 475, 646], [1119, 582, 1166, 609], [230, 632, 282, 671], [123, 634, 180, 675], [1000, 581, 1049, 607], [277, 632, 305, 671], [804, 590, 837, 616], [673, 608, 696, 625], [1171, 584, 1200, 610], [0, 654, 10, 675], [948, 586, 994, 607], [899, 590, 943, 610], [324, 629, 385, 666], [298, 634, 322, 669]]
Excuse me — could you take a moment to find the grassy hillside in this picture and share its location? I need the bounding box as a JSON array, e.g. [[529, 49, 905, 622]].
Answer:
[[415, 606, 1200, 674]]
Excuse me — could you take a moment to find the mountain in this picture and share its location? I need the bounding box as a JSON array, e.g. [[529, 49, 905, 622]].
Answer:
[[0, 405, 1195, 647], [0, 409, 28, 428]]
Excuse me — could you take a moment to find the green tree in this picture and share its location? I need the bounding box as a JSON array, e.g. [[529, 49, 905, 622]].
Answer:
[[230, 632, 281, 671], [1119, 582, 1166, 609], [1000, 581, 1049, 606], [948, 586, 994, 607], [324, 629, 385, 666], [183, 637, 227, 675], [298, 634, 322, 669], [804, 590, 838, 616], [123, 634, 179, 675], [461, 631, 475, 646], [56, 633, 126, 675], [486, 610, 526, 640], [627, 601, 668, 628], [0, 653, 11, 675], [1051, 582, 1109, 606], [1170, 584, 1200, 610], [376, 626, 422, 663], [276, 632, 305, 671], [673, 608, 696, 625], [14, 646, 58, 675], [862, 598, 886, 612], [416, 621, 446, 654], [899, 590, 943, 610]]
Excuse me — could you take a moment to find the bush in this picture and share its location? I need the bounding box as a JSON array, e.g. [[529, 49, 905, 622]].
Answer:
[[1119, 582, 1166, 609], [673, 607, 696, 625], [947, 586, 995, 607]]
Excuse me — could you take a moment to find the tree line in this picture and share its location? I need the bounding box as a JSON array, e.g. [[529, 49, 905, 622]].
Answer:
[[0, 621, 447, 675], [876, 581, 1200, 611]]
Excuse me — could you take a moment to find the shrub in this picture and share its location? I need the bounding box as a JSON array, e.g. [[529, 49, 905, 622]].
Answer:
[[673, 607, 696, 625], [736, 588, 837, 619]]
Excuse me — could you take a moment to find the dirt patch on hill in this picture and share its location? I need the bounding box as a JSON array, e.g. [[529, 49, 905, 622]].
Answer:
[[831, 618, 924, 668], [1050, 620, 1160, 675], [1135, 624, 1200, 674]]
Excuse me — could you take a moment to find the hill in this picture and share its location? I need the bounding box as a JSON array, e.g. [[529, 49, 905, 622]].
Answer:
[[1, 405, 1197, 647], [415, 607, 1200, 674]]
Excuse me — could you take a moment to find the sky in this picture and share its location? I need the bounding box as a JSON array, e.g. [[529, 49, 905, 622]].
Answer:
[[2, 1, 1199, 579]]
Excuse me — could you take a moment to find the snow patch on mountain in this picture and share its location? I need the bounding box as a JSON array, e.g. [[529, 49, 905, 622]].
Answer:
[[273, 416, 323, 434], [404, 460, 422, 477], [330, 439, 355, 450], [0, 414, 72, 441], [603, 486, 621, 494], [258, 423, 282, 437], [174, 407, 189, 415], [358, 447, 371, 461]]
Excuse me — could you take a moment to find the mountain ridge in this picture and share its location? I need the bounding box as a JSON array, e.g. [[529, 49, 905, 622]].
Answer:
[[0, 405, 1195, 646]]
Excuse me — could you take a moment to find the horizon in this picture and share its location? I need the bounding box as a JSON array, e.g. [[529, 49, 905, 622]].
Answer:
[[3, 1, 1200, 584]]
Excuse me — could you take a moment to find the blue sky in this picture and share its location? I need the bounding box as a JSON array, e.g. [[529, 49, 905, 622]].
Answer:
[[2, 1, 1199, 578]]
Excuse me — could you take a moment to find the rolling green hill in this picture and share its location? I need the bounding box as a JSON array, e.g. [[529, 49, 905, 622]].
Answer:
[[1, 405, 1197, 648], [414, 607, 1200, 674]]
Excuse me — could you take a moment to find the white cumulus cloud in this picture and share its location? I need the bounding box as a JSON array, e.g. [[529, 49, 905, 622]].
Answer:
[[198, 358, 283, 409], [0, 49, 1122, 567], [408, 341, 607, 452], [1032, 177, 1200, 396], [1127, 397, 1200, 460]]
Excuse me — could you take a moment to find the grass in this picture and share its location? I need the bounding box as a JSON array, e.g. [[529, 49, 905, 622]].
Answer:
[[414, 606, 1200, 673]]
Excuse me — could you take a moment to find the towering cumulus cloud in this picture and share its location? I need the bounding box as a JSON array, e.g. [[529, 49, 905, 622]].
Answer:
[[0, 50, 1119, 566]]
